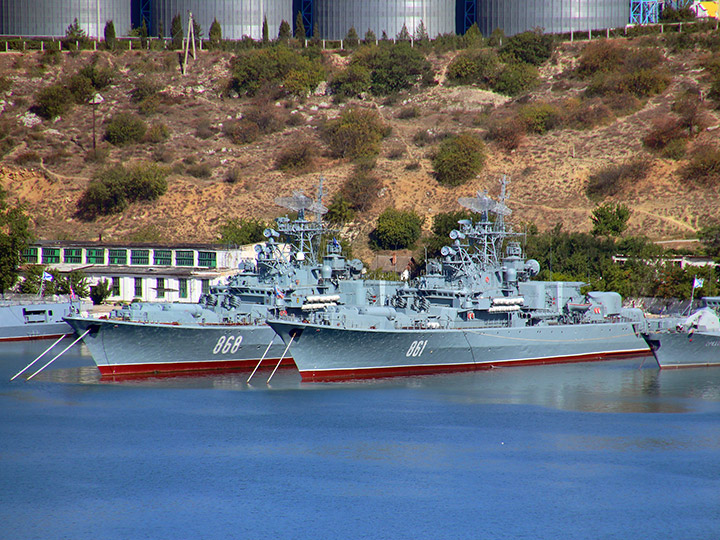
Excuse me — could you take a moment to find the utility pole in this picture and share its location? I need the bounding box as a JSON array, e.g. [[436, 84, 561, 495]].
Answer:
[[182, 11, 196, 75]]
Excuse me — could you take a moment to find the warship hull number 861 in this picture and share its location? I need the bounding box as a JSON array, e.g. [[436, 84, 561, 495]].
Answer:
[[269, 177, 674, 381]]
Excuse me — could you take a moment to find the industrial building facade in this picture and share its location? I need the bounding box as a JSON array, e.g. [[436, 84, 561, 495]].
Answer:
[[1, 0, 646, 40]]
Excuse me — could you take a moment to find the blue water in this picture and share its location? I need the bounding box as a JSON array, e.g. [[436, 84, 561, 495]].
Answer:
[[1, 339, 719, 540]]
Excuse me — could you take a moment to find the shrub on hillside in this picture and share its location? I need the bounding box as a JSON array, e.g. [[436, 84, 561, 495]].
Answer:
[[76, 162, 168, 220], [325, 193, 355, 225], [708, 75, 720, 104], [643, 115, 686, 150], [274, 142, 317, 172], [131, 78, 163, 102], [576, 40, 627, 78], [66, 73, 94, 104], [491, 62, 539, 96], [34, 83, 73, 119], [350, 43, 434, 95], [586, 158, 650, 200], [432, 132, 486, 186], [561, 98, 614, 130], [186, 162, 212, 178], [218, 218, 268, 245], [371, 208, 424, 250], [412, 128, 451, 147], [145, 123, 169, 143], [104, 113, 147, 145], [681, 145, 720, 186], [78, 62, 114, 89], [341, 167, 382, 212], [229, 47, 324, 97], [518, 102, 562, 134], [322, 107, 389, 160], [499, 30, 555, 66], [485, 112, 526, 150], [329, 63, 371, 100], [243, 106, 287, 134], [586, 68, 670, 99], [223, 119, 261, 144], [446, 48, 499, 86]]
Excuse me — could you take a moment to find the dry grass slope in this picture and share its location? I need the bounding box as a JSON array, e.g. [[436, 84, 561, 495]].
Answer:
[[0, 34, 719, 263]]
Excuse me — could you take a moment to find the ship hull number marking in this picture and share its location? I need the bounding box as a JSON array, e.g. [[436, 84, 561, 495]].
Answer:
[[213, 335, 243, 354], [406, 340, 428, 357]]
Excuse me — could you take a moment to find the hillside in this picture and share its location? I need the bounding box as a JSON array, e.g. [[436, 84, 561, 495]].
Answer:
[[1, 34, 719, 262]]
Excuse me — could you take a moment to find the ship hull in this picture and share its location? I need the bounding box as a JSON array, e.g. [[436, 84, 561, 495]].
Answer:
[[269, 321, 650, 381], [0, 301, 75, 342], [643, 330, 720, 369], [64, 317, 294, 377]]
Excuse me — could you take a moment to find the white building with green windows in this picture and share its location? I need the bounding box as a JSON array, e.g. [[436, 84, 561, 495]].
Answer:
[[22, 241, 261, 303]]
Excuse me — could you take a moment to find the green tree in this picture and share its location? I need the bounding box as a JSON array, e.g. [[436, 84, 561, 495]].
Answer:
[[432, 132, 486, 186], [350, 43, 434, 95], [465, 23, 484, 47], [104, 112, 147, 145], [104, 20, 116, 50], [329, 63, 371, 99], [90, 279, 111, 305], [278, 19, 291, 41], [372, 208, 424, 250], [364, 28, 377, 44], [218, 218, 268, 245], [230, 47, 324, 97], [294, 12, 306, 40], [139, 19, 148, 49], [425, 210, 475, 257], [35, 83, 73, 119], [492, 62, 539, 96], [192, 18, 202, 48], [500, 30, 555, 66], [170, 14, 183, 50], [65, 18, 87, 42], [415, 20, 429, 43], [326, 193, 355, 225], [322, 107, 389, 160], [396, 24, 411, 42], [344, 27, 359, 48], [591, 203, 631, 238], [262, 16, 269, 44], [19, 267, 89, 297], [698, 223, 720, 257], [209, 19, 222, 49], [76, 163, 168, 220], [446, 48, 499, 86], [0, 188, 33, 294]]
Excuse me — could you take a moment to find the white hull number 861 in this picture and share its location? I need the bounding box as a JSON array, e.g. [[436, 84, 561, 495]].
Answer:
[[406, 340, 428, 357], [213, 335, 243, 355]]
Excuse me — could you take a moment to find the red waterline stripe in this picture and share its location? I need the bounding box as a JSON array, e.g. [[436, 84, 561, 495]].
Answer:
[[299, 349, 650, 382], [97, 357, 296, 377], [0, 333, 72, 343]]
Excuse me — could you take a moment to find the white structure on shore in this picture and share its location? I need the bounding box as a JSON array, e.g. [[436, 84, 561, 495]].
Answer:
[[22, 240, 264, 304]]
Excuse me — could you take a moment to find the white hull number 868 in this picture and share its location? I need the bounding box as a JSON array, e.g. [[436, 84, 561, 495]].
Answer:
[[405, 340, 428, 357], [213, 335, 243, 355]]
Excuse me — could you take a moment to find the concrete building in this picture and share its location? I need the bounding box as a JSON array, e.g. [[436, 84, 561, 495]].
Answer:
[[22, 241, 262, 303]]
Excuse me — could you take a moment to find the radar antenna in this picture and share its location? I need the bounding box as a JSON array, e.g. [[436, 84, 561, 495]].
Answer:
[[273, 178, 336, 264]]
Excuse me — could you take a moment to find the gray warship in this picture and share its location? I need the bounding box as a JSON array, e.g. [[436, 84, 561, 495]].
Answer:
[[0, 295, 78, 342], [642, 297, 720, 369], [268, 178, 674, 381], [64, 185, 398, 377]]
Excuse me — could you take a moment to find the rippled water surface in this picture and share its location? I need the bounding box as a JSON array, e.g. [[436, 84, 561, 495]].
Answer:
[[2, 339, 719, 539]]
